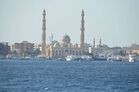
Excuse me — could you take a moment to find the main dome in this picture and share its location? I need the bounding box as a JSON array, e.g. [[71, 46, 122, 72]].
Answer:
[[62, 35, 71, 44]]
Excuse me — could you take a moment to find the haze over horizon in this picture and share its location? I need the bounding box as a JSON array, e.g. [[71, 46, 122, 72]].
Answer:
[[0, 0, 139, 47]]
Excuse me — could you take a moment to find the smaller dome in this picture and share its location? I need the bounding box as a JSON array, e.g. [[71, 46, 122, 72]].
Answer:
[[50, 40, 58, 45], [53, 42, 60, 47], [62, 35, 71, 44]]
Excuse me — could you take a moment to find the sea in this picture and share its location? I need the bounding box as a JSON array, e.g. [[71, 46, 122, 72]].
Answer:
[[0, 60, 139, 92]]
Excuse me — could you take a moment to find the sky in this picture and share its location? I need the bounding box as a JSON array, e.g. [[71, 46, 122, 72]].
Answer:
[[0, 0, 139, 47]]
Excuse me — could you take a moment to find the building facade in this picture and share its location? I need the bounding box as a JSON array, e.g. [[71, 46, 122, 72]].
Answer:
[[46, 35, 84, 58], [12, 41, 34, 56], [43, 10, 86, 58], [0, 42, 10, 56]]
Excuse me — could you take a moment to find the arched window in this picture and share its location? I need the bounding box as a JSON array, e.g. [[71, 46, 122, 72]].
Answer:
[[59, 50, 61, 56], [73, 51, 75, 55], [65, 49, 68, 53], [79, 51, 81, 55], [76, 51, 78, 55]]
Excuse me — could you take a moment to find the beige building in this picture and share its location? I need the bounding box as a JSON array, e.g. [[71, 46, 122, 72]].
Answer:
[[131, 49, 139, 55], [12, 41, 34, 56]]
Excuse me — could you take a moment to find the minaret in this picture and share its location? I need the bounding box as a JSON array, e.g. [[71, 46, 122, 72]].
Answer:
[[93, 38, 95, 49], [93, 38, 95, 57], [99, 38, 102, 53], [41, 9, 46, 56], [80, 9, 85, 48], [99, 38, 102, 46]]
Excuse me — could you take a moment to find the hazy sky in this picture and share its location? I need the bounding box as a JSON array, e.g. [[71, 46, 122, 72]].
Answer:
[[0, 0, 139, 47]]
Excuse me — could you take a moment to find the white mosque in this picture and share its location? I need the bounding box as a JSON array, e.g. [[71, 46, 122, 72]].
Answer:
[[41, 9, 86, 58]]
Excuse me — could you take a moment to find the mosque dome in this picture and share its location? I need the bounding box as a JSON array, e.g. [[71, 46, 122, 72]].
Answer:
[[53, 42, 60, 47], [50, 40, 58, 46], [62, 35, 71, 44]]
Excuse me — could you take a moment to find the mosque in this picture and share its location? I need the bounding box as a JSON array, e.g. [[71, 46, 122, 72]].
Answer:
[[41, 9, 86, 58]]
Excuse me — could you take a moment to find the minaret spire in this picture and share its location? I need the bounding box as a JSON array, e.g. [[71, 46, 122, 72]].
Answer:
[[93, 38, 95, 57], [99, 38, 102, 46], [93, 38, 95, 48], [41, 9, 46, 56], [80, 9, 85, 48]]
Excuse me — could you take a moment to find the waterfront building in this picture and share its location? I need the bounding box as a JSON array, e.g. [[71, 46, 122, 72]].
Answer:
[[131, 44, 139, 50], [44, 10, 86, 58], [131, 49, 139, 55], [0, 42, 10, 57], [46, 35, 84, 58], [12, 41, 34, 56], [83, 43, 92, 54]]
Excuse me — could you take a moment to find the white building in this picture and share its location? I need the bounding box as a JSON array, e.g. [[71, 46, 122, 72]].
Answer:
[[46, 35, 84, 58]]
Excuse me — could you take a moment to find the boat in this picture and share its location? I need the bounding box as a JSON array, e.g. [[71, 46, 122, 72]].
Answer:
[[128, 54, 139, 62], [107, 57, 113, 61], [36, 55, 49, 60], [81, 55, 92, 61], [128, 54, 136, 62], [65, 55, 80, 61], [94, 54, 107, 61], [65, 55, 93, 61]]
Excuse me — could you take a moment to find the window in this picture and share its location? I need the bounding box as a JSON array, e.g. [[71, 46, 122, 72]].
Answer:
[[65, 49, 68, 53], [76, 51, 78, 55], [59, 50, 61, 56], [79, 51, 81, 55], [73, 51, 75, 55]]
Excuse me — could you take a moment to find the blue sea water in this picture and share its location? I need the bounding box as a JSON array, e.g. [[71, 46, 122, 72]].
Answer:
[[0, 60, 139, 92]]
